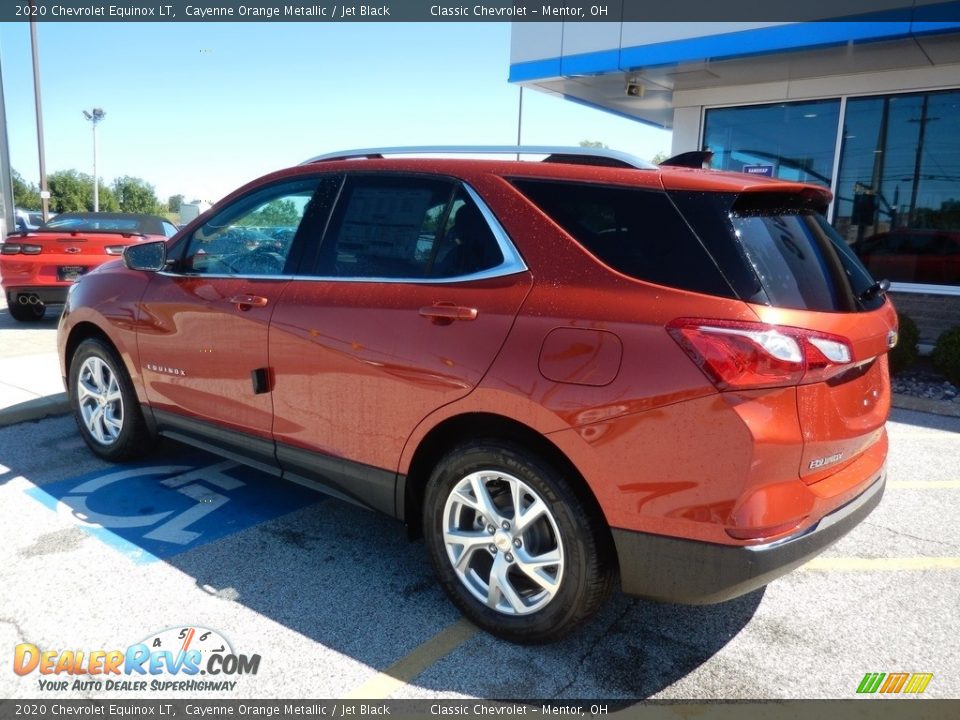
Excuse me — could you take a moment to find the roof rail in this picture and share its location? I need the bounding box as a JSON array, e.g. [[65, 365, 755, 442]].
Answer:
[[300, 145, 656, 170]]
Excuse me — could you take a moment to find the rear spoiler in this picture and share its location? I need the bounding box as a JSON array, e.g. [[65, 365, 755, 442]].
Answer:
[[732, 187, 833, 215], [660, 151, 714, 169]]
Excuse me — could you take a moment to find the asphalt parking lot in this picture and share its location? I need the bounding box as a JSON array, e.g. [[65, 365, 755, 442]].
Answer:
[[1, 299, 958, 701]]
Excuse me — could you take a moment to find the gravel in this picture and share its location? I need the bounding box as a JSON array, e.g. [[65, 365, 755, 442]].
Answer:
[[892, 361, 960, 404]]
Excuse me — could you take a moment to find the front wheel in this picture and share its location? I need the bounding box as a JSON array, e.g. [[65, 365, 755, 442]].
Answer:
[[69, 338, 154, 461], [423, 441, 615, 644]]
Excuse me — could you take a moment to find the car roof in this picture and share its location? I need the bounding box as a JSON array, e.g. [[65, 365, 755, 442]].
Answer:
[[252, 156, 830, 199]]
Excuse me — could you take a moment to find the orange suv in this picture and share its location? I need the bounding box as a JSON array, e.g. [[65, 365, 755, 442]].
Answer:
[[57, 147, 895, 643]]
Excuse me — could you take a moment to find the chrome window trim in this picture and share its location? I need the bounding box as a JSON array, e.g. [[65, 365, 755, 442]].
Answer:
[[161, 181, 528, 284]]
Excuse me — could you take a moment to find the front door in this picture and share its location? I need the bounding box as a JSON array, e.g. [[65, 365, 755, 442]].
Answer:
[[136, 175, 339, 467]]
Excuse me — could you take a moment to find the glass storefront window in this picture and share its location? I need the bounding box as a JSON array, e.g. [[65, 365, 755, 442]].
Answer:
[[834, 90, 960, 287], [704, 100, 841, 188]]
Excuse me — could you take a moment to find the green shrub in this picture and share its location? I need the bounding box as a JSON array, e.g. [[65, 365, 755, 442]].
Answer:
[[932, 326, 960, 387], [889, 312, 919, 376]]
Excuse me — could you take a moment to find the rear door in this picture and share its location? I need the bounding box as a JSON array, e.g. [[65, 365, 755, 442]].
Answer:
[[269, 174, 532, 513]]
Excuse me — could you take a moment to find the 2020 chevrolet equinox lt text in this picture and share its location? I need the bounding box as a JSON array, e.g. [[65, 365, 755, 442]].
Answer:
[[57, 146, 895, 643]]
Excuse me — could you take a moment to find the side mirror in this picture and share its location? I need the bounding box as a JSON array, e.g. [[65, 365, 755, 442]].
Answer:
[[123, 241, 167, 272]]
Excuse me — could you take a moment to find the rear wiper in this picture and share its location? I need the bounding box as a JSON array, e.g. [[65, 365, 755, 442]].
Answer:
[[120, 232, 147, 238], [858, 278, 890, 303]]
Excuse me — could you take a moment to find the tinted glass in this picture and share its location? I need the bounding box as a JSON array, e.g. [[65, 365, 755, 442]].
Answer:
[[512, 180, 733, 297], [732, 211, 883, 312], [428, 189, 504, 278], [40, 213, 165, 234], [181, 178, 322, 276], [315, 177, 503, 279]]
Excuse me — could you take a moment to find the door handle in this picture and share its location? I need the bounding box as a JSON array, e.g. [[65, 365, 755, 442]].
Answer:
[[228, 294, 269, 310], [419, 304, 478, 325]]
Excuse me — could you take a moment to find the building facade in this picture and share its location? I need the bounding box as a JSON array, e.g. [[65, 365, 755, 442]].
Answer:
[[511, 17, 960, 344]]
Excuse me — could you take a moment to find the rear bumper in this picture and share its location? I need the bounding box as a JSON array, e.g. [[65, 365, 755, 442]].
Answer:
[[5, 286, 69, 305], [612, 467, 886, 604]]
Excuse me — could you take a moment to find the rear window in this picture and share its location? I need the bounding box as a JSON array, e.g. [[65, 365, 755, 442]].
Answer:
[[512, 180, 733, 297], [670, 191, 884, 313], [731, 211, 884, 312], [40, 213, 163, 235]]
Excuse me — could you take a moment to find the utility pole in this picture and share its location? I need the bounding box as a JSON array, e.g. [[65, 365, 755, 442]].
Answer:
[[30, 4, 50, 222]]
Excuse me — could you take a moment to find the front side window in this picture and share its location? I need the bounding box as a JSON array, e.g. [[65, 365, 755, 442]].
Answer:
[[314, 176, 503, 279], [180, 178, 324, 276]]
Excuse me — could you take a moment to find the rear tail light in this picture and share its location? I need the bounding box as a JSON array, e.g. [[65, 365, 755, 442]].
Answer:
[[667, 318, 855, 390], [105, 245, 126, 256], [1, 243, 42, 255]]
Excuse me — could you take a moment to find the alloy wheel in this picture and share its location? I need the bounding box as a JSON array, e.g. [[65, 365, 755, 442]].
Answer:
[[442, 470, 565, 615], [76, 356, 124, 446]]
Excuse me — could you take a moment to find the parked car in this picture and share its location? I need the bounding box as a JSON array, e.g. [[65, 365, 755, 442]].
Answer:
[[1, 212, 177, 322], [857, 227, 960, 285], [57, 147, 896, 643], [14, 209, 48, 233]]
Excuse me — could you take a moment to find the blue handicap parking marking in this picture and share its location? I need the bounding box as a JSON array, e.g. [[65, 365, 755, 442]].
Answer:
[[25, 450, 324, 563]]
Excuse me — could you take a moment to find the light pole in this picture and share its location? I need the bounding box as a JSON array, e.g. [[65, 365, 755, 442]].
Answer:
[[82, 108, 105, 211]]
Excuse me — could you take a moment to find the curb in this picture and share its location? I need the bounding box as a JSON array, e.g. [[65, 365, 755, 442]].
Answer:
[[0, 392, 71, 428], [892, 393, 960, 419]]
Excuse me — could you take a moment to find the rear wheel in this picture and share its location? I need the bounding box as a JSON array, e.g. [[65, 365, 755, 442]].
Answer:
[[69, 338, 154, 461], [7, 300, 46, 322], [423, 441, 615, 644]]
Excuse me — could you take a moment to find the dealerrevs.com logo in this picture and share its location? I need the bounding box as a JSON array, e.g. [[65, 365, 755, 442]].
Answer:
[[13, 626, 260, 693]]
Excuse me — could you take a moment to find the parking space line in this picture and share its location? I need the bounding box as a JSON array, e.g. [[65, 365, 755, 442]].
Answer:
[[802, 557, 960, 571], [343, 619, 477, 699], [888, 480, 960, 489]]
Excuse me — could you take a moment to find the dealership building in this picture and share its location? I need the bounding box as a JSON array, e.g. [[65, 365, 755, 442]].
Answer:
[[511, 16, 960, 344]]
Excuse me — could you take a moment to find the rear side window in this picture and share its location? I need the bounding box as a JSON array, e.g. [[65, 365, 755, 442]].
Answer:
[[512, 180, 733, 297]]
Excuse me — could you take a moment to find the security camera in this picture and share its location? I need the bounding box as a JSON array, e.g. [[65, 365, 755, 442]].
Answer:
[[625, 82, 644, 98]]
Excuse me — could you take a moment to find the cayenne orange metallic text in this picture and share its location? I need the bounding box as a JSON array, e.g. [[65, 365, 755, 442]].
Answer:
[[56, 147, 896, 643]]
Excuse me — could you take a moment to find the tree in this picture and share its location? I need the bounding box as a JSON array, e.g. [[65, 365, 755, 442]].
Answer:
[[47, 170, 118, 213], [11, 170, 42, 210], [167, 194, 184, 214], [112, 176, 161, 214], [650, 151, 669, 165], [239, 199, 300, 228]]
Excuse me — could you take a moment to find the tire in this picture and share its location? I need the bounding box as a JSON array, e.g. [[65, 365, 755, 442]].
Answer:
[[69, 338, 154, 461], [7, 300, 46, 322], [423, 440, 615, 644]]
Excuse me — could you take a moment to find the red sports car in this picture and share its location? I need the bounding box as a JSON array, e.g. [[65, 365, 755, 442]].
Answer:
[[1, 212, 177, 322]]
